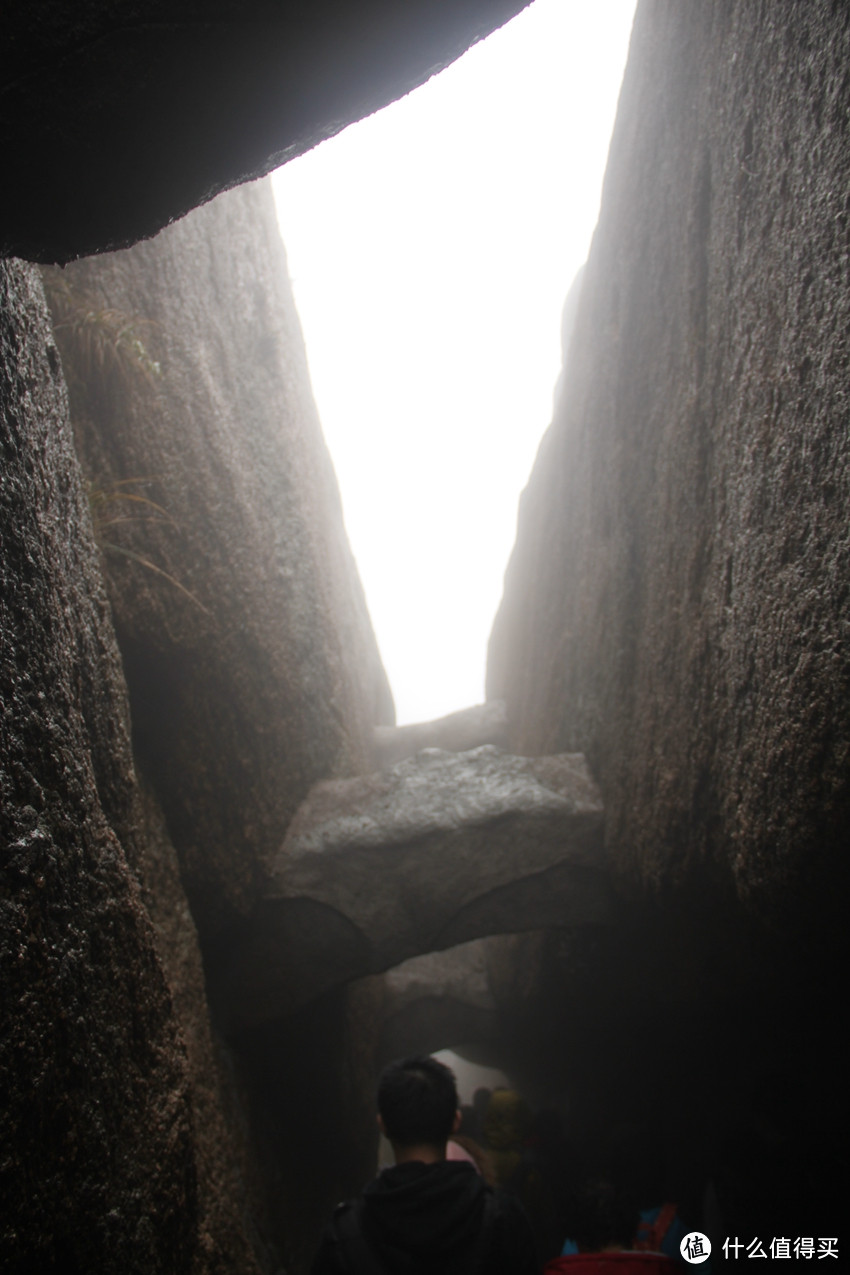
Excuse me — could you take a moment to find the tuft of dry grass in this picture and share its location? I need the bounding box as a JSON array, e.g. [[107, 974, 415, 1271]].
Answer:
[[42, 272, 210, 619], [88, 478, 211, 616], [43, 274, 162, 391]]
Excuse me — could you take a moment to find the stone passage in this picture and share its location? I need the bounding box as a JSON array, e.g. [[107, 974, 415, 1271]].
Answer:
[[223, 744, 610, 1027], [374, 700, 509, 767]]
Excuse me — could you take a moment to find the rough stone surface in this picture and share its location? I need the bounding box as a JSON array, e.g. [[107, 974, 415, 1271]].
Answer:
[[1, 0, 529, 262], [486, 0, 850, 1237], [132, 778, 272, 1273], [385, 940, 496, 1012], [0, 258, 200, 1271], [3, 218, 382, 1268], [33, 179, 396, 1267], [374, 700, 508, 767], [375, 940, 500, 1066], [488, 0, 850, 938], [236, 979, 384, 1275], [44, 178, 393, 940], [227, 746, 609, 1025]]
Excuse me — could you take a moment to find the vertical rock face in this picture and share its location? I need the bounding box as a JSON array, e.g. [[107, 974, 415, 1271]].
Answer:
[[131, 778, 271, 1274], [2, 183, 394, 1269], [489, 0, 850, 933], [36, 179, 396, 1267], [46, 179, 393, 942], [487, 0, 850, 1236], [0, 260, 200, 1271]]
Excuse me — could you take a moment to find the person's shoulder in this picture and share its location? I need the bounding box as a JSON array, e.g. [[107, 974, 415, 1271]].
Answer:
[[310, 1198, 363, 1275], [483, 1186, 539, 1273]]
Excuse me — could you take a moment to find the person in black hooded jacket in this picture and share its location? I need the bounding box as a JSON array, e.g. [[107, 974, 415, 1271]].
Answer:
[[311, 1054, 539, 1275]]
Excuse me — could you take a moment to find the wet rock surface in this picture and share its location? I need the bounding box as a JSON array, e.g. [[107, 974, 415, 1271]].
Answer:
[[227, 746, 609, 1025], [132, 777, 271, 1273], [0, 259, 199, 1271]]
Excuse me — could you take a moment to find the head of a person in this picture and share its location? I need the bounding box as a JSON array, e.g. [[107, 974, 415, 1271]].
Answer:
[[482, 1088, 532, 1151], [377, 1055, 460, 1151]]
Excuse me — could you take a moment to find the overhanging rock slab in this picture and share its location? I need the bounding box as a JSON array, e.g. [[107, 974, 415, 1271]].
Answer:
[[227, 746, 609, 1026]]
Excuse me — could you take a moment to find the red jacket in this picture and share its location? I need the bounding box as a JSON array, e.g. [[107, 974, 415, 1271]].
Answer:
[[545, 1254, 681, 1275]]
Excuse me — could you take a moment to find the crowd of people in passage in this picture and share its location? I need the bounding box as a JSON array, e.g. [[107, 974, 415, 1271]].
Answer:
[[311, 1054, 695, 1274]]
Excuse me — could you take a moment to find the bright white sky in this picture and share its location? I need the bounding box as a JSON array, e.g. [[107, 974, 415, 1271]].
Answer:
[[272, 0, 636, 726]]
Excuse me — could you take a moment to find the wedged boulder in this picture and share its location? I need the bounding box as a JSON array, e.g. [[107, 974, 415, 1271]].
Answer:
[[44, 179, 393, 939], [226, 746, 609, 1026], [376, 940, 500, 1066], [374, 700, 508, 766]]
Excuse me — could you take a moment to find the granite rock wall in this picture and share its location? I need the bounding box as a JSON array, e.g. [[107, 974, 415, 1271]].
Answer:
[[31, 178, 395, 1269], [490, 0, 850, 949], [0, 258, 244, 1272], [44, 179, 393, 944], [487, 0, 850, 1237], [2, 177, 395, 1268]]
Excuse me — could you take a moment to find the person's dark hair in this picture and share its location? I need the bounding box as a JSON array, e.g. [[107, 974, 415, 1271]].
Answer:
[[378, 1055, 459, 1147]]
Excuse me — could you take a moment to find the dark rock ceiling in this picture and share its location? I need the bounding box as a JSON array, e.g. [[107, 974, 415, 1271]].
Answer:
[[1, 0, 529, 262]]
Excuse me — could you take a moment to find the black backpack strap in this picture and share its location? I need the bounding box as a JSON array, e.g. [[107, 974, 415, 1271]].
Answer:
[[333, 1201, 390, 1275], [470, 1189, 499, 1274]]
